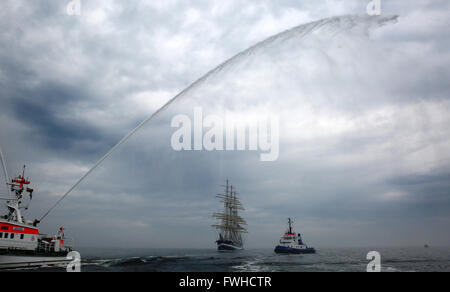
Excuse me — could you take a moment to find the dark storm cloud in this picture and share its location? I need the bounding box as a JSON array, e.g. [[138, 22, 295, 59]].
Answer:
[[388, 171, 450, 187], [0, 58, 118, 159], [385, 167, 450, 215], [9, 82, 115, 153]]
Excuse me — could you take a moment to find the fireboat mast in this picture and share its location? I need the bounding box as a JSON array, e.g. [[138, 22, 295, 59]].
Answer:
[[1, 146, 74, 270], [0, 147, 35, 224], [0, 147, 12, 200]]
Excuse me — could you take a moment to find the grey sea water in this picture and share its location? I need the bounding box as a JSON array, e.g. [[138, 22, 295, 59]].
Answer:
[[32, 247, 450, 272]]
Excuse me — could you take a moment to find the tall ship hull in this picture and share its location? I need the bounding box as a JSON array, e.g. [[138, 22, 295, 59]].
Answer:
[[216, 240, 244, 251], [213, 180, 247, 252]]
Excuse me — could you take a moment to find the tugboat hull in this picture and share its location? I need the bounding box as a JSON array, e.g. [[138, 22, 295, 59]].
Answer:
[[274, 246, 316, 254]]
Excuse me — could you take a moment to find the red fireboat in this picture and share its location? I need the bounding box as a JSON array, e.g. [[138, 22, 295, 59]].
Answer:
[[0, 149, 74, 270]]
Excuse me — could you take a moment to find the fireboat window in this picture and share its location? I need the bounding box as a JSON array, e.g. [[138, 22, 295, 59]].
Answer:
[[0, 226, 8, 230], [3, 233, 8, 239], [20, 234, 24, 240], [0, 232, 2, 238], [10, 233, 14, 239]]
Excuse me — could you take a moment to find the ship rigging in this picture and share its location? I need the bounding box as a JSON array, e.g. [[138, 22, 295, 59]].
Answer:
[[212, 180, 247, 251]]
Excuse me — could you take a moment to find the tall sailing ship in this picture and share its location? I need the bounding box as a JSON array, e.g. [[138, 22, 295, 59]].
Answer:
[[212, 180, 247, 251]]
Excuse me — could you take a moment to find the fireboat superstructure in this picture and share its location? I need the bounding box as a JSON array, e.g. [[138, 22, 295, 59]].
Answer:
[[274, 218, 315, 254], [213, 180, 247, 251], [0, 148, 73, 270]]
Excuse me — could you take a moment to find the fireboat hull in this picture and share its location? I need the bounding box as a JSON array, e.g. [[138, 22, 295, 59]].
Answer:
[[0, 254, 71, 270]]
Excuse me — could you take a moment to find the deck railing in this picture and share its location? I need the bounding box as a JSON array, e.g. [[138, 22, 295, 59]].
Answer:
[[37, 237, 74, 253]]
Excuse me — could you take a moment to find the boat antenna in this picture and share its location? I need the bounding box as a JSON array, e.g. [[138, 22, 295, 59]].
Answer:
[[0, 147, 13, 200], [288, 218, 293, 234]]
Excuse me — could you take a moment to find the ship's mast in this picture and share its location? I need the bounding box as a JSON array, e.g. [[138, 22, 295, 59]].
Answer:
[[0, 147, 12, 200], [288, 218, 293, 234], [0, 148, 21, 223], [223, 180, 228, 240], [0, 147, 35, 224]]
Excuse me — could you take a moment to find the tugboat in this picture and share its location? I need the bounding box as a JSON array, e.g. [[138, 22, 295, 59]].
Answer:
[[274, 218, 315, 254], [0, 148, 74, 270], [212, 180, 247, 251]]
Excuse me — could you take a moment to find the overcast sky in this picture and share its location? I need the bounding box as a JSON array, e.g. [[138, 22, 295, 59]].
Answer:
[[1, 0, 450, 249]]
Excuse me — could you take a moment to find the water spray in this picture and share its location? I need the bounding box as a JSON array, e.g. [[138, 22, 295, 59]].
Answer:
[[39, 15, 398, 222]]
